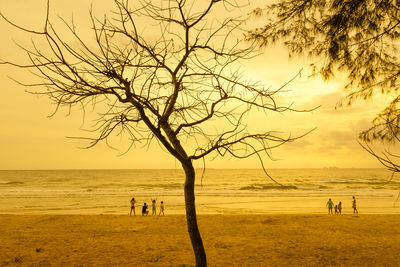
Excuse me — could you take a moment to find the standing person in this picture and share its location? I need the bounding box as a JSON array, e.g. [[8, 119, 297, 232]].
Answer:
[[334, 204, 338, 214], [159, 201, 164, 216], [151, 199, 157, 216], [326, 198, 334, 214], [352, 196, 358, 214], [142, 203, 149, 216], [338, 201, 342, 214], [130, 197, 136, 216]]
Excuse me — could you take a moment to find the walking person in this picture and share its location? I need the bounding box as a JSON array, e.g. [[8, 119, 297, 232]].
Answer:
[[352, 196, 358, 214], [159, 201, 165, 216], [338, 201, 342, 214], [326, 198, 334, 214]]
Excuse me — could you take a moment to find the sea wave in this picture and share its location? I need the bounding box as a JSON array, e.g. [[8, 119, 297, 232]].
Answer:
[[0, 181, 24, 185], [240, 184, 298, 190]]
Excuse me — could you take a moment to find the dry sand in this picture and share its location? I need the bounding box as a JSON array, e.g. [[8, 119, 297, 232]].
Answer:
[[0, 214, 399, 266]]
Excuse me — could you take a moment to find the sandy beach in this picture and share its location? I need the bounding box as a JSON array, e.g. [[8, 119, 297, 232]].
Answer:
[[0, 214, 399, 266]]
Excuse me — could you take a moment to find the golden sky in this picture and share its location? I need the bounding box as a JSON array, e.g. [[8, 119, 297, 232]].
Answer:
[[0, 0, 393, 169]]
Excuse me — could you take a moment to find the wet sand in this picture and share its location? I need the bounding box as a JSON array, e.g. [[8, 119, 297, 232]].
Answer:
[[0, 214, 399, 266]]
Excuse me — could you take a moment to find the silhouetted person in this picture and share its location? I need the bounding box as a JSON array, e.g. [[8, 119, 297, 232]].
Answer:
[[142, 203, 149, 216], [130, 197, 136, 216], [334, 204, 338, 214], [338, 201, 342, 214], [352, 196, 358, 214], [151, 199, 157, 215], [326, 198, 334, 214], [159, 201, 164, 216]]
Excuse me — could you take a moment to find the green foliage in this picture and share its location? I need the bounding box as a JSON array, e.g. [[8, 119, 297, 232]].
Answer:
[[248, 0, 400, 143]]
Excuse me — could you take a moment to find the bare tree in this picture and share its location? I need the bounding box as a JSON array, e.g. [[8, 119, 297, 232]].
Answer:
[[248, 0, 400, 172], [1, 0, 308, 266]]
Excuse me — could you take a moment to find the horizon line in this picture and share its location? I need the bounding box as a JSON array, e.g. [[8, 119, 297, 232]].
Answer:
[[0, 167, 387, 171]]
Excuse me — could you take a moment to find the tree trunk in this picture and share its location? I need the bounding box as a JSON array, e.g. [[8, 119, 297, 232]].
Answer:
[[182, 160, 207, 267]]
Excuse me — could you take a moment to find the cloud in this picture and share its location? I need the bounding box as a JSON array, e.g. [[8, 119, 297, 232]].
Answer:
[[304, 91, 370, 116]]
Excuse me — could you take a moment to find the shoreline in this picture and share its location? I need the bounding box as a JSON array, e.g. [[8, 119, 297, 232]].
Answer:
[[2, 168, 399, 216], [1, 214, 399, 266]]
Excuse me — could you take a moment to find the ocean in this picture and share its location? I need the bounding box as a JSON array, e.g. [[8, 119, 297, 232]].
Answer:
[[0, 168, 399, 215]]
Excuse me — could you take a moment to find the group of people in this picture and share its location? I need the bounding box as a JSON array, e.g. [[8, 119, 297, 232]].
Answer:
[[129, 197, 164, 216], [326, 196, 358, 214]]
